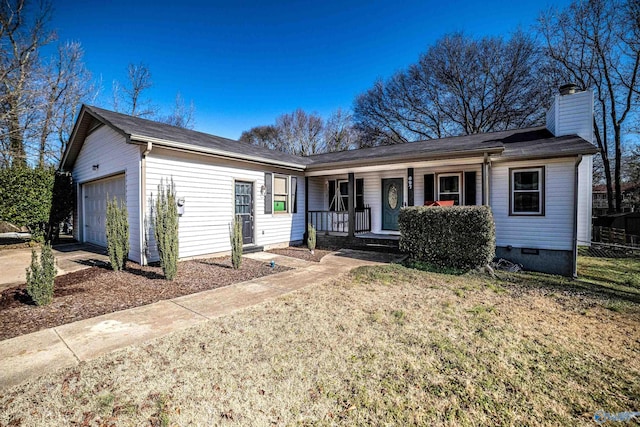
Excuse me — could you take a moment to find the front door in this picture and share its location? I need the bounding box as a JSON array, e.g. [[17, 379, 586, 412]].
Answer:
[[234, 181, 254, 245], [382, 178, 403, 231]]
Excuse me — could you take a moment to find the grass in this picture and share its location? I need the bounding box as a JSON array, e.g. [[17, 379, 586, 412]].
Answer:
[[0, 257, 638, 426]]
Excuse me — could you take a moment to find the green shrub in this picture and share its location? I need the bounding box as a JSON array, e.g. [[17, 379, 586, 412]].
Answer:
[[307, 223, 316, 252], [46, 171, 74, 243], [230, 215, 243, 269], [26, 244, 56, 306], [106, 196, 129, 271], [0, 166, 55, 230], [399, 205, 495, 270], [154, 178, 179, 280]]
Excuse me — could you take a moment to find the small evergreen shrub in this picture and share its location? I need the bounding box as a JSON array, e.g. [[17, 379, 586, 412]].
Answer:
[[399, 205, 495, 270], [154, 178, 179, 280], [106, 196, 129, 271], [26, 244, 57, 306], [230, 215, 243, 269], [307, 223, 316, 252]]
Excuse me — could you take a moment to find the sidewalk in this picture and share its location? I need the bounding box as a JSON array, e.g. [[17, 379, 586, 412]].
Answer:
[[0, 249, 402, 390]]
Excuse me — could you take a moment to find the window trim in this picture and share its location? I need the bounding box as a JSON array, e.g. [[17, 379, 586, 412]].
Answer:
[[509, 166, 545, 216], [273, 174, 290, 214], [437, 172, 462, 205]]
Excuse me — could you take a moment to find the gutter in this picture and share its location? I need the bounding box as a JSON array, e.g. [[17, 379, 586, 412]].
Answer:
[[129, 134, 307, 172], [572, 154, 583, 278], [140, 141, 152, 265]]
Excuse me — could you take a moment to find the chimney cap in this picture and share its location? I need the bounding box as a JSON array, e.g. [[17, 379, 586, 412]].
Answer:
[[559, 83, 580, 95]]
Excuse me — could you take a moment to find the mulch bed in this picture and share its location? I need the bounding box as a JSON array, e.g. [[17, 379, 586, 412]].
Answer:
[[266, 246, 336, 262], [0, 257, 290, 341]]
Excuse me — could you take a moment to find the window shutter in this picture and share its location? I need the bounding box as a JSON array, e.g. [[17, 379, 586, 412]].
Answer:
[[328, 180, 336, 211], [291, 176, 298, 213], [424, 174, 435, 203], [464, 171, 476, 205], [264, 173, 272, 214], [356, 178, 364, 210]]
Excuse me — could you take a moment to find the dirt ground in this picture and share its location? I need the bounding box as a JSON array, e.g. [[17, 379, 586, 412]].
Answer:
[[266, 245, 334, 262]]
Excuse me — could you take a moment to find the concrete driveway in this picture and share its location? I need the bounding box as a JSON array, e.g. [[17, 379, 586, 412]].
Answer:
[[0, 242, 109, 291]]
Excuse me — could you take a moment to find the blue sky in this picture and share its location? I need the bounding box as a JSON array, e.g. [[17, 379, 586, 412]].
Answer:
[[49, 0, 571, 139]]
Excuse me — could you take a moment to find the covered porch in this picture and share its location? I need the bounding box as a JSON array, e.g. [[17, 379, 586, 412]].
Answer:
[[304, 156, 491, 241]]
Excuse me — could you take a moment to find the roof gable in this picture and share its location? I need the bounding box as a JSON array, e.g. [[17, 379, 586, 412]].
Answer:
[[60, 105, 310, 171], [60, 105, 598, 173]]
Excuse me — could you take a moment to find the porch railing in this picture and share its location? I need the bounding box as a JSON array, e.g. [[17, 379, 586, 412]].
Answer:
[[308, 207, 371, 234]]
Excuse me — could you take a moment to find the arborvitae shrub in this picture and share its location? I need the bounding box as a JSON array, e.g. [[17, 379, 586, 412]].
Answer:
[[399, 205, 496, 270], [154, 178, 179, 280], [26, 244, 56, 306], [230, 215, 243, 269], [307, 223, 316, 252], [106, 196, 129, 271]]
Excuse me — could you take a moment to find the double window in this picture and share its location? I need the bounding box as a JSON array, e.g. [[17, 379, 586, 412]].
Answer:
[[438, 173, 462, 205], [273, 175, 289, 212], [264, 173, 297, 214], [510, 167, 544, 215]]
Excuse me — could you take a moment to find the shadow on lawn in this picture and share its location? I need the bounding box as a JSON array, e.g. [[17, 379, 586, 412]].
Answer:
[[504, 256, 640, 305]]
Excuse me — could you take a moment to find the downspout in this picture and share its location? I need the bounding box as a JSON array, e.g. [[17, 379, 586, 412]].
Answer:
[[572, 155, 583, 278], [140, 141, 152, 265]]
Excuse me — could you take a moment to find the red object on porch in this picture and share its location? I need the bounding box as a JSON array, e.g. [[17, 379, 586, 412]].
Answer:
[[424, 200, 455, 207]]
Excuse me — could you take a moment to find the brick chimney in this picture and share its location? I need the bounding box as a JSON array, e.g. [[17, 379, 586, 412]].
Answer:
[[546, 84, 594, 144]]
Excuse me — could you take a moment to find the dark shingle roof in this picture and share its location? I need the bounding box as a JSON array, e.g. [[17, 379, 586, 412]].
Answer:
[[82, 105, 311, 168], [306, 126, 597, 170], [63, 105, 597, 172]]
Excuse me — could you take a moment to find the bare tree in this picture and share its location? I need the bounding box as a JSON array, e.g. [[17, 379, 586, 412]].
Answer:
[[239, 125, 280, 151], [160, 92, 195, 129], [112, 62, 156, 117], [324, 108, 360, 152], [0, 0, 55, 167], [539, 0, 640, 213], [36, 42, 93, 167], [275, 109, 325, 156], [354, 32, 549, 146]]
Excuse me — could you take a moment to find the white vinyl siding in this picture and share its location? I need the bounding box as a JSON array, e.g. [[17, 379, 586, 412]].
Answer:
[[577, 155, 593, 245], [145, 149, 305, 261], [546, 90, 593, 142], [72, 125, 142, 263], [492, 158, 575, 250]]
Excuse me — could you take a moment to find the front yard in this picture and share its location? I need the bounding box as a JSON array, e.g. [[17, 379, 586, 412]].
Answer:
[[1, 256, 638, 426]]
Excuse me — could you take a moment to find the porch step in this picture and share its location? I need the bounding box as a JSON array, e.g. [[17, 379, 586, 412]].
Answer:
[[242, 245, 264, 254]]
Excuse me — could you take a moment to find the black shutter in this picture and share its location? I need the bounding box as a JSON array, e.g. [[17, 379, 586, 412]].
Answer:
[[328, 180, 336, 211], [464, 171, 477, 205], [291, 176, 298, 213], [424, 174, 435, 203], [264, 173, 272, 214], [356, 178, 364, 210]]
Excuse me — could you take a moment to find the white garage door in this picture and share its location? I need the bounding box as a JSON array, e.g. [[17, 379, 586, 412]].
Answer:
[[83, 174, 126, 247]]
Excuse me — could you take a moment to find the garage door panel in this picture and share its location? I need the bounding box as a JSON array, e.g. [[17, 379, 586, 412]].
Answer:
[[83, 175, 125, 247]]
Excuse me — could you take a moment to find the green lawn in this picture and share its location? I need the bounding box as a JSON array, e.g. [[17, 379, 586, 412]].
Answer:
[[1, 256, 638, 426]]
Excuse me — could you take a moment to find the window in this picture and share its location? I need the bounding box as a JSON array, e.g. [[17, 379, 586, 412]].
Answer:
[[438, 173, 461, 205], [273, 175, 288, 212], [329, 179, 364, 211], [510, 167, 544, 215]]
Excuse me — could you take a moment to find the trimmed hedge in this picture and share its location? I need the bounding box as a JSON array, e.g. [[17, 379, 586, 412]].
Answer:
[[399, 206, 495, 270]]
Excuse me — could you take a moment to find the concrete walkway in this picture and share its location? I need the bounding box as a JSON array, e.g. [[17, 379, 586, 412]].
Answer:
[[0, 249, 402, 390], [0, 242, 109, 291]]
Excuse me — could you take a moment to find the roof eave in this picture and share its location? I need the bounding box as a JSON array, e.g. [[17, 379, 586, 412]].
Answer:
[[306, 147, 505, 172], [129, 134, 308, 171]]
